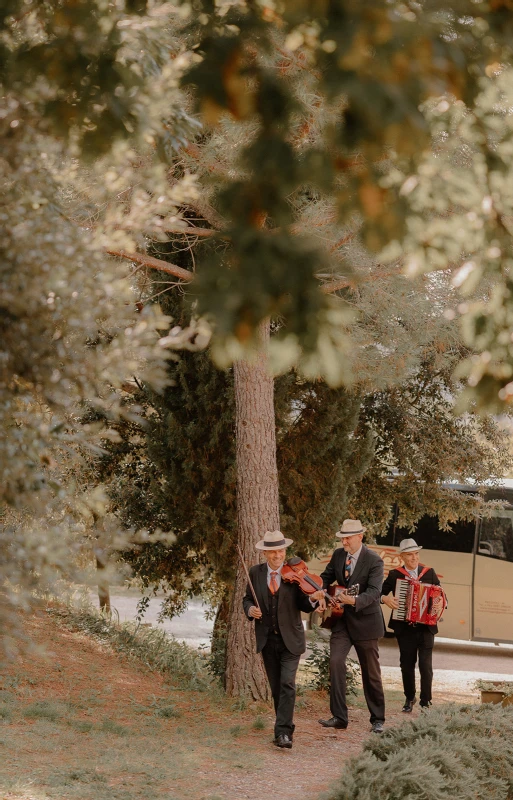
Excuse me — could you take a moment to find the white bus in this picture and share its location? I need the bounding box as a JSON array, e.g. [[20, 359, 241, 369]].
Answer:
[[309, 483, 513, 644]]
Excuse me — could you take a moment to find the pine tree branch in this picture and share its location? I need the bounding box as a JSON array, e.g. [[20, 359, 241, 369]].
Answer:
[[321, 264, 409, 294], [182, 200, 227, 230], [106, 249, 195, 282], [162, 225, 218, 238], [108, 247, 407, 294]]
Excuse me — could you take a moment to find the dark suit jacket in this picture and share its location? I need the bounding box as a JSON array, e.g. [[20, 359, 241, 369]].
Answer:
[[242, 563, 314, 655], [320, 544, 385, 641], [381, 565, 441, 634]]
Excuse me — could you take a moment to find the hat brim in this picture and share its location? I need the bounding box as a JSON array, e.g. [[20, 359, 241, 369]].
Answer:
[[336, 528, 366, 538], [255, 537, 293, 550], [400, 546, 422, 553]]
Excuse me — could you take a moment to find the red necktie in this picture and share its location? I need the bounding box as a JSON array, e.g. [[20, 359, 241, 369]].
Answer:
[[270, 571, 279, 594]]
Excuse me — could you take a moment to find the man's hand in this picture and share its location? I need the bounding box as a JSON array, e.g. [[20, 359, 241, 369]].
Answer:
[[382, 595, 399, 610], [338, 592, 356, 606], [310, 590, 327, 612], [249, 606, 262, 619]]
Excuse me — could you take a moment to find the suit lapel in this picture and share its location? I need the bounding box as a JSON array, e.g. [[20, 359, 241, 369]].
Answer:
[[349, 545, 367, 588], [257, 563, 269, 610]]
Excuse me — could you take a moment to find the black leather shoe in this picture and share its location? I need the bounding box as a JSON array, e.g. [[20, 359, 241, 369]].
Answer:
[[273, 734, 292, 748], [318, 717, 348, 729], [419, 701, 432, 710], [371, 721, 384, 734], [402, 698, 416, 713]]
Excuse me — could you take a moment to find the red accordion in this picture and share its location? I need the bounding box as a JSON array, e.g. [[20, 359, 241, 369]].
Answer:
[[392, 578, 447, 625]]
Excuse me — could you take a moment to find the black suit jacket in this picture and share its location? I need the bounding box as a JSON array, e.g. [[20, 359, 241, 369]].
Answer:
[[243, 563, 314, 655], [381, 565, 441, 634], [320, 545, 385, 641]]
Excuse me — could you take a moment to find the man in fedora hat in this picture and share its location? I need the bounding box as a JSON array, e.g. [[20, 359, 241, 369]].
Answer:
[[243, 530, 319, 749], [311, 519, 386, 734], [381, 538, 442, 711]]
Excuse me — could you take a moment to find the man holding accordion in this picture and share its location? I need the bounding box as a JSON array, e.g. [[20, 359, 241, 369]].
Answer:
[[381, 538, 445, 712]]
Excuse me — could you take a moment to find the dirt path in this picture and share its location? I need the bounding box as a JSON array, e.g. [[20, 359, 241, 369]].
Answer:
[[0, 611, 473, 800]]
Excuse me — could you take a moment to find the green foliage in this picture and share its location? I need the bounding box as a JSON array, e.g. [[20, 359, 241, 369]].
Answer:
[[385, 67, 513, 410], [325, 703, 513, 800], [0, 0, 199, 652], [305, 625, 360, 697], [174, 0, 513, 391], [475, 680, 513, 698], [202, 621, 228, 686], [353, 356, 511, 533]]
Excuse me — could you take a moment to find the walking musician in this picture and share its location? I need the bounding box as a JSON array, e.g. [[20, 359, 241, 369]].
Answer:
[[381, 538, 443, 712], [242, 530, 319, 749], [311, 519, 386, 734]]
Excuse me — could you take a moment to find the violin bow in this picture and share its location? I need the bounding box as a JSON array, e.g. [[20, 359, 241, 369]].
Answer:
[[236, 545, 261, 612]]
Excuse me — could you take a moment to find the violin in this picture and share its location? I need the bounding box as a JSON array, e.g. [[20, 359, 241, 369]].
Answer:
[[281, 557, 360, 626], [281, 557, 339, 610]]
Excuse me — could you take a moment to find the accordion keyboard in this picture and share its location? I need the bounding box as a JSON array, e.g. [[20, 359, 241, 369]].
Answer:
[[391, 578, 410, 621]]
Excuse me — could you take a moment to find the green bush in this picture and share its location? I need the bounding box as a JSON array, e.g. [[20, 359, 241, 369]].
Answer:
[[324, 704, 513, 800], [201, 621, 227, 686], [23, 700, 64, 722], [48, 605, 211, 692], [305, 625, 360, 696], [100, 718, 129, 736]]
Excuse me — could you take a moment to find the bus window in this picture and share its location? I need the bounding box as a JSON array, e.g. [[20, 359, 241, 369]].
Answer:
[[478, 513, 513, 562], [386, 515, 475, 553]]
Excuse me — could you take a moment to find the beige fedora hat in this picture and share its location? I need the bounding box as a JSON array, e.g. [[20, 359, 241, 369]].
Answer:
[[399, 538, 422, 554], [336, 519, 366, 538], [255, 530, 293, 550]]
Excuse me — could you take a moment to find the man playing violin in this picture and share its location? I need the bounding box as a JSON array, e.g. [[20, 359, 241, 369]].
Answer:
[[243, 530, 320, 749], [311, 519, 386, 734]]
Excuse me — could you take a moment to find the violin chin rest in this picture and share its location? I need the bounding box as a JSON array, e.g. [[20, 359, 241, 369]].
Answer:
[[287, 557, 302, 566]]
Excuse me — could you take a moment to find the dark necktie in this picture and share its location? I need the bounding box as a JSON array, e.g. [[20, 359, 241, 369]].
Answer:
[[270, 571, 279, 594]]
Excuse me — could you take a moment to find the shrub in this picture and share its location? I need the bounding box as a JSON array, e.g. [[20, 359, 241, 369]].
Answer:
[[100, 718, 129, 736], [48, 604, 211, 691], [202, 621, 227, 686], [305, 625, 360, 696], [23, 701, 64, 722], [154, 704, 182, 719], [324, 704, 513, 800]]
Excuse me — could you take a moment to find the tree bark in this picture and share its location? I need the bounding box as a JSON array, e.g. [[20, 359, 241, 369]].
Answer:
[[225, 320, 279, 700]]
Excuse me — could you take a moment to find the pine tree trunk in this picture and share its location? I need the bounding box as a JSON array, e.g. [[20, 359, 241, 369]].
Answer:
[[225, 320, 279, 700]]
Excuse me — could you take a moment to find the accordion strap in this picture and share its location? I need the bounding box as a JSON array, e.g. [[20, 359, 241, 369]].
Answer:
[[396, 566, 430, 580]]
